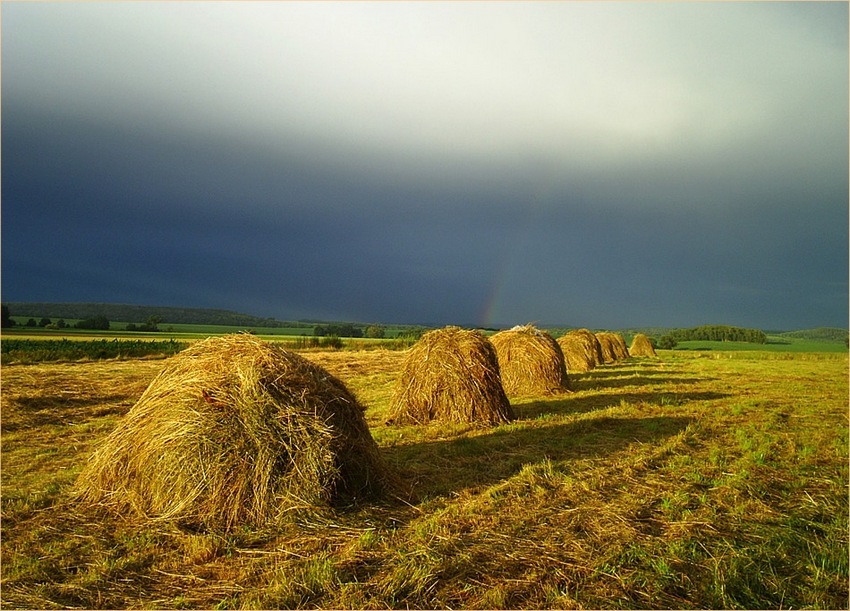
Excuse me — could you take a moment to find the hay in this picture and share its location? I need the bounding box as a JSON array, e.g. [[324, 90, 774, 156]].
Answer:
[[490, 324, 570, 397], [629, 333, 658, 357], [557, 329, 604, 373], [595, 332, 629, 363], [386, 326, 514, 426], [612, 333, 631, 359], [595, 332, 618, 363], [73, 334, 396, 531]]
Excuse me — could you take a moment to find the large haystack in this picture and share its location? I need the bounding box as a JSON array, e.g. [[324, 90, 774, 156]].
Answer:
[[386, 326, 514, 426], [490, 325, 570, 396], [74, 334, 395, 531], [629, 333, 658, 357], [557, 329, 604, 373]]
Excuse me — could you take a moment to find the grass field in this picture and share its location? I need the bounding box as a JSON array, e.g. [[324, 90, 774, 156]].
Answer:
[[1, 347, 847, 609], [5, 319, 420, 339], [673, 336, 847, 353]]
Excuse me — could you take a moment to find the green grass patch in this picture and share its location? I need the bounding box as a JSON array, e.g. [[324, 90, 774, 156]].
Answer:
[[673, 336, 847, 352], [0, 338, 188, 364]]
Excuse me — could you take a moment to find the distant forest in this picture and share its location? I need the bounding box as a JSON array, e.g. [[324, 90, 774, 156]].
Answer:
[[779, 327, 849, 342], [664, 325, 767, 344], [3, 302, 306, 329]]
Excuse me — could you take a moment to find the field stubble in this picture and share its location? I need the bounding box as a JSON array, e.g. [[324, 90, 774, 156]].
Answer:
[[1, 349, 847, 609]]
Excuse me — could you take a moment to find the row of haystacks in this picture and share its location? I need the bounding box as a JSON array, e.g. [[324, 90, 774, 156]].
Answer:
[[73, 327, 653, 532], [557, 328, 640, 372], [386, 324, 571, 426]]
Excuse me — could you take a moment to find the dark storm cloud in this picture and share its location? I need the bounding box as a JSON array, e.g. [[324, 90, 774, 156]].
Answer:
[[2, 2, 847, 329], [2, 100, 529, 324]]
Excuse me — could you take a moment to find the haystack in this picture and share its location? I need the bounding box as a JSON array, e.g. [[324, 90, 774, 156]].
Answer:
[[489, 324, 570, 396], [596, 332, 629, 362], [386, 326, 514, 426], [595, 332, 619, 363], [74, 334, 395, 531], [557, 329, 604, 373], [629, 333, 658, 357], [612, 333, 631, 359]]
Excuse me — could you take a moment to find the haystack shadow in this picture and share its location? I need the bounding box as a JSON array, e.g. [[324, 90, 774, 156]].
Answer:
[[3, 395, 132, 431], [570, 375, 712, 391], [513, 389, 730, 420], [382, 415, 693, 499]]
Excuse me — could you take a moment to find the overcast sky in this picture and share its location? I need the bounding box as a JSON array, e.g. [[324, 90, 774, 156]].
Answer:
[[2, 2, 847, 330]]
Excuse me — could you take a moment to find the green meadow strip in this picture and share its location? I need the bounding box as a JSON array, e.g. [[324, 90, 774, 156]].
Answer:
[[0, 339, 189, 364]]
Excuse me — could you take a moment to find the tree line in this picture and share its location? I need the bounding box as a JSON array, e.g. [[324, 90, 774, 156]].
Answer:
[[658, 325, 767, 348], [2, 302, 308, 329], [1, 306, 112, 331], [313, 324, 389, 338]]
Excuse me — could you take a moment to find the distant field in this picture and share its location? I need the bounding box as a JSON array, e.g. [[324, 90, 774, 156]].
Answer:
[[0, 332, 411, 364], [673, 336, 847, 353], [4, 320, 418, 340], [1, 348, 847, 608], [6, 320, 319, 337], [4, 329, 845, 367]]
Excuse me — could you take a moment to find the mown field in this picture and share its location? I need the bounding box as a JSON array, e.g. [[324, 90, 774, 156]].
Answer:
[[1, 347, 847, 609]]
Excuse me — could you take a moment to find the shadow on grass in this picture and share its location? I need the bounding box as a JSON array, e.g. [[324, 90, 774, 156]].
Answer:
[[383, 415, 693, 499], [3, 396, 133, 431], [513, 390, 730, 420], [571, 375, 712, 391]]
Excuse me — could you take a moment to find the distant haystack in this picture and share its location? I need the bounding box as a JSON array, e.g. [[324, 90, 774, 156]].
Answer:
[[595, 332, 619, 363], [490, 324, 570, 396], [386, 326, 514, 426], [74, 334, 396, 531], [596, 332, 629, 363], [629, 333, 658, 357], [557, 329, 604, 372], [612, 333, 630, 359]]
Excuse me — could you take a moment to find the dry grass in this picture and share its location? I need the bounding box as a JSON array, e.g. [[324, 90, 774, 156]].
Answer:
[[73, 334, 397, 531], [2, 343, 847, 609], [386, 326, 514, 426], [629, 333, 658, 357], [489, 325, 571, 397]]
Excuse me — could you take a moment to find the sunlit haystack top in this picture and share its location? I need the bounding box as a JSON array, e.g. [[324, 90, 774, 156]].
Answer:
[[489, 324, 570, 396], [74, 334, 395, 531], [629, 333, 658, 357], [387, 326, 514, 426], [557, 329, 604, 373]]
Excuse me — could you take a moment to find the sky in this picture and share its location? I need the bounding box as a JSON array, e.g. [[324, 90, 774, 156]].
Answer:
[[2, 1, 848, 330]]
